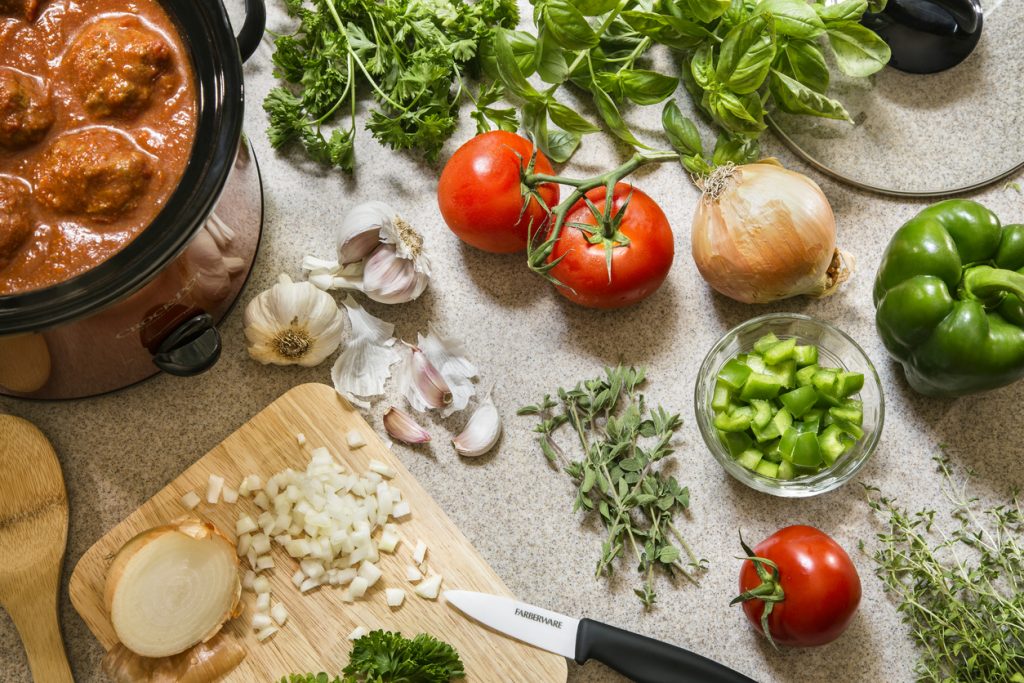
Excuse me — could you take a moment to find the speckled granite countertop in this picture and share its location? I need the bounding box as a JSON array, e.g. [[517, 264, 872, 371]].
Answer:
[[2, 1, 1023, 681]]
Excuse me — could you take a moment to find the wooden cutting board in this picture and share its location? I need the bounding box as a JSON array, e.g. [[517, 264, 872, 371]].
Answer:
[[69, 383, 567, 682]]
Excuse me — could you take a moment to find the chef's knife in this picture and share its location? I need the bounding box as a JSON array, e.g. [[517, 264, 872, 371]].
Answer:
[[444, 590, 757, 683]]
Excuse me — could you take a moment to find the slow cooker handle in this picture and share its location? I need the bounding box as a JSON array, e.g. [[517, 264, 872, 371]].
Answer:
[[236, 0, 267, 63], [153, 313, 223, 377]]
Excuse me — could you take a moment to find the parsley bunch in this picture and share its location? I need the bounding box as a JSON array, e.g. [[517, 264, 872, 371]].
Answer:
[[264, 0, 518, 170], [281, 630, 465, 683], [520, 365, 706, 608]]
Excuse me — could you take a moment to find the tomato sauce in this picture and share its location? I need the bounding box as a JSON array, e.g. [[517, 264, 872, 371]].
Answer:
[[0, 0, 196, 294]]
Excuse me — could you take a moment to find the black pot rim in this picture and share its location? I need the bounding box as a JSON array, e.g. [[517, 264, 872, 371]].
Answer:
[[0, 0, 245, 335]]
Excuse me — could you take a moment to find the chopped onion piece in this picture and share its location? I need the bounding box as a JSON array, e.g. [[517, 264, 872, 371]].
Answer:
[[347, 430, 367, 449], [255, 626, 278, 642], [291, 570, 304, 588], [368, 459, 396, 478], [251, 534, 271, 555], [270, 602, 288, 626], [236, 533, 252, 558], [253, 491, 270, 510], [236, 516, 257, 536], [206, 475, 224, 504], [412, 540, 427, 564], [180, 491, 201, 510], [414, 574, 442, 600], [392, 501, 411, 519], [348, 626, 368, 640], [256, 592, 271, 612], [385, 588, 406, 607], [222, 486, 239, 504], [406, 565, 423, 582], [296, 433, 307, 446], [242, 570, 256, 591], [255, 555, 274, 571], [299, 577, 321, 593], [348, 576, 369, 598], [252, 576, 271, 595], [358, 561, 382, 587], [252, 613, 273, 630], [378, 526, 401, 553]]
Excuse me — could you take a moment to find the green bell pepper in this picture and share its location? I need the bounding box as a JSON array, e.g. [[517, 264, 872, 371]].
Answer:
[[874, 199, 1024, 396]]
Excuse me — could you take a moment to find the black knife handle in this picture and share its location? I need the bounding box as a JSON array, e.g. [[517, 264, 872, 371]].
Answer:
[[575, 619, 758, 683]]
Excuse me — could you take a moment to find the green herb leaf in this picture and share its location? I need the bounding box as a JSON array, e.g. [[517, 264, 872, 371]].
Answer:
[[716, 14, 776, 94], [548, 101, 602, 134], [481, 30, 538, 80], [619, 69, 679, 106], [661, 100, 703, 157], [543, 0, 600, 50], [620, 10, 707, 50], [708, 89, 766, 134], [593, 87, 651, 148], [690, 44, 717, 89], [826, 21, 891, 77], [674, 0, 731, 24], [814, 0, 868, 25], [773, 39, 829, 93], [712, 132, 759, 165], [769, 69, 851, 121], [494, 28, 542, 99], [535, 27, 569, 84], [758, 0, 825, 38], [342, 630, 465, 682], [574, 0, 619, 16]]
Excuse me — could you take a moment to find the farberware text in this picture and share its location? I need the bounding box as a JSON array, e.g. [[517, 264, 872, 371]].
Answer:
[[514, 608, 562, 629]]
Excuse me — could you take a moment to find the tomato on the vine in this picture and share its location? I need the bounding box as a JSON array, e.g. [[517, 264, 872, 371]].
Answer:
[[546, 183, 674, 309], [437, 131, 559, 254], [735, 525, 861, 648]]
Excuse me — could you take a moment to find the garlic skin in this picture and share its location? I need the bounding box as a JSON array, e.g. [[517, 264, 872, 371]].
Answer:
[[452, 393, 501, 457], [331, 296, 400, 409], [383, 406, 431, 444], [307, 201, 431, 304], [418, 323, 478, 417], [396, 343, 452, 411], [244, 274, 344, 367]]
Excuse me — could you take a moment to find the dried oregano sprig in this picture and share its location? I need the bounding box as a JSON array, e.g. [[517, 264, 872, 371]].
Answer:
[[862, 456, 1024, 683], [519, 365, 706, 608]]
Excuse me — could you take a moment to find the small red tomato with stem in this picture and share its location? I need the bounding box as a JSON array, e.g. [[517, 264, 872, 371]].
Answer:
[[546, 183, 674, 309], [733, 525, 861, 648], [437, 131, 559, 254]]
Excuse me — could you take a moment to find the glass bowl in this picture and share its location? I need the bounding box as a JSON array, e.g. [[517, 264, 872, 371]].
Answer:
[[695, 314, 884, 497]]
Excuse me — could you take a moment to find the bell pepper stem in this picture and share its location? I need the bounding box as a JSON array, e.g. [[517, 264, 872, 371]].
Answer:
[[963, 265, 1024, 304]]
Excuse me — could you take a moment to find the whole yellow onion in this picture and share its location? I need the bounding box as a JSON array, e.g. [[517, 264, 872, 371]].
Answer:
[[691, 160, 849, 304]]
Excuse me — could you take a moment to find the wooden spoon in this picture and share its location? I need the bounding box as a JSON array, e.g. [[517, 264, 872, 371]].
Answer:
[[0, 415, 73, 682]]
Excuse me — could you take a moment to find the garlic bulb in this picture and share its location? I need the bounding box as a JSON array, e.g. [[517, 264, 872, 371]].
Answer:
[[305, 201, 431, 305], [244, 274, 344, 367], [691, 160, 849, 304], [331, 296, 400, 409], [452, 392, 501, 457], [383, 406, 431, 444]]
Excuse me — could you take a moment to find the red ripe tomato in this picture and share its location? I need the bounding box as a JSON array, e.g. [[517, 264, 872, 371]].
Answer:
[[737, 525, 861, 647], [547, 183, 674, 309], [437, 131, 559, 254]]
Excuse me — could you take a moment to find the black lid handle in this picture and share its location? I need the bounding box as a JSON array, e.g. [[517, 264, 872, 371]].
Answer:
[[575, 618, 759, 683], [236, 0, 267, 63], [153, 313, 222, 377]]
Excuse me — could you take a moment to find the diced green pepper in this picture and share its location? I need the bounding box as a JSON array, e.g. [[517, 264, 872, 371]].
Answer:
[[714, 406, 753, 432], [750, 399, 773, 429], [771, 407, 792, 435], [740, 373, 782, 400], [835, 371, 865, 398], [762, 439, 782, 463], [812, 369, 839, 395], [712, 382, 732, 412], [829, 400, 863, 426], [776, 460, 796, 480], [717, 429, 753, 456], [736, 449, 763, 470], [717, 359, 752, 390], [796, 364, 819, 387], [765, 360, 797, 388], [778, 427, 798, 461], [751, 420, 780, 443], [799, 414, 821, 434], [834, 419, 864, 439], [791, 431, 823, 467], [746, 354, 767, 374], [819, 424, 851, 465], [793, 345, 818, 367], [764, 337, 796, 365], [753, 333, 780, 354], [755, 460, 780, 478], [779, 385, 817, 417]]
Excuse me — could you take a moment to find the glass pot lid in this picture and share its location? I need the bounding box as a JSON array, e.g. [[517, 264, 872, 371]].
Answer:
[[769, 0, 1023, 197]]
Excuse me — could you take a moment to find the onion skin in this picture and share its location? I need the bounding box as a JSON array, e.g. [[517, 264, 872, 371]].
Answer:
[[691, 161, 842, 304], [102, 631, 246, 683], [104, 516, 242, 658]]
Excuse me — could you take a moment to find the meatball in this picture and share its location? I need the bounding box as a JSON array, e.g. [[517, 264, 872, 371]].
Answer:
[[34, 128, 153, 221], [0, 68, 53, 150], [0, 0, 39, 21], [67, 18, 174, 120], [0, 177, 33, 269]]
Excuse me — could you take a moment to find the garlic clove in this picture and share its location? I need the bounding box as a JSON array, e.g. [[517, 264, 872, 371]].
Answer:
[[243, 274, 345, 367], [336, 201, 394, 265], [362, 244, 428, 304], [383, 406, 431, 444], [397, 343, 452, 411], [331, 296, 400, 410], [419, 323, 478, 417], [452, 393, 501, 457]]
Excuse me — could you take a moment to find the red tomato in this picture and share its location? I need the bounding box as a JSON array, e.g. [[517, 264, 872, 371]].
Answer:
[[437, 131, 559, 254], [738, 525, 861, 647], [547, 183, 674, 309]]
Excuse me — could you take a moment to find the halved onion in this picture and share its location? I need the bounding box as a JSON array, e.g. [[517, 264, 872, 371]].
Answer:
[[104, 517, 241, 658]]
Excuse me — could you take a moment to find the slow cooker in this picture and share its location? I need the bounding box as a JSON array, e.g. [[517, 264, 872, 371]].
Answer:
[[0, 0, 267, 399]]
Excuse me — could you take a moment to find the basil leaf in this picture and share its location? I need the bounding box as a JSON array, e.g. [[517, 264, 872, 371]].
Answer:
[[683, 154, 712, 175], [619, 69, 679, 105], [716, 15, 776, 94], [593, 86, 650, 148], [758, 0, 824, 38], [621, 10, 706, 50], [814, 0, 867, 25], [690, 44, 716, 89], [493, 29, 541, 99], [548, 101, 602, 133], [595, 71, 625, 102], [661, 100, 703, 157], [867, 0, 886, 12], [523, 100, 550, 157], [574, 0, 619, 16], [708, 89, 766, 134], [480, 30, 537, 80], [672, 0, 730, 23], [535, 26, 569, 84], [769, 69, 851, 120], [712, 132, 758, 165], [546, 130, 582, 162], [773, 39, 829, 93], [543, 0, 600, 50], [826, 22, 890, 77]]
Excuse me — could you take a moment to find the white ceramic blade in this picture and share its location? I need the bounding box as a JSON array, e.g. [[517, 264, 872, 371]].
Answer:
[[444, 590, 579, 660]]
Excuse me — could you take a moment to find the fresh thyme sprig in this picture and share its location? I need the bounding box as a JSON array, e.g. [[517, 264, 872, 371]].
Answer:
[[519, 365, 706, 608], [863, 456, 1024, 683]]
